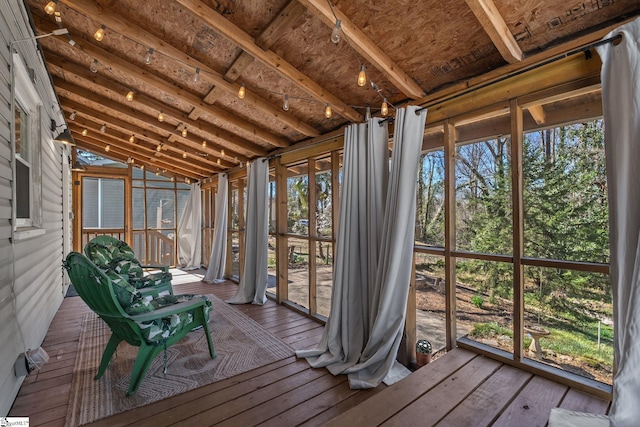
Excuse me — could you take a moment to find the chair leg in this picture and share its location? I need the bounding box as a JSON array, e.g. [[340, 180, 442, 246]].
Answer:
[[127, 343, 161, 396], [203, 317, 217, 359], [95, 334, 122, 380]]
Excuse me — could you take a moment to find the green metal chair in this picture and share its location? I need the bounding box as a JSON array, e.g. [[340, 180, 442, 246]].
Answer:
[[64, 251, 216, 396], [84, 235, 173, 297]]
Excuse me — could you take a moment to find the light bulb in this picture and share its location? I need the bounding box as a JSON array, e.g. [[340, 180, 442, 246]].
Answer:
[[365, 106, 371, 121], [185, 177, 190, 184], [105, 144, 110, 152], [202, 140, 207, 148], [357, 65, 366, 87], [94, 25, 106, 42], [90, 59, 98, 73], [246, 160, 250, 168], [145, 48, 154, 65], [220, 149, 225, 157], [140, 165, 145, 170], [325, 103, 332, 119], [156, 144, 162, 152], [100, 124, 106, 133], [129, 135, 135, 143], [238, 83, 246, 99], [126, 90, 134, 101], [217, 158, 221, 165], [81, 128, 88, 136], [170, 176, 175, 182], [157, 110, 164, 122], [155, 171, 159, 176], [183, 151, 187, 158], [181, 126, 188, 138], [44, 1, 57, 15], [126, 156, 132, 164], [193, 67, 200, 84], [381, 98, 388, 116], [69, 111, 77, 120], [283, 94, 289, 111], [331, 19, 341, 44]]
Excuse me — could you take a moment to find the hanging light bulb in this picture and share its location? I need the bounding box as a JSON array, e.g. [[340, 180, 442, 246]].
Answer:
[[185, 177, 190, 184], [331, 19, 341, 44], [157, 110, 164, 122], [283, 94, 289, 111], [104, 144, 110, 152], [100, 124, 107, 133], [238, 83, 246, 99], [140, 164, 145, 171], [81, 128, 88, 136], [126, 90, 134, 101], [129, 135, 135, 143], [126, 156, 132, 164], [170, 176, 175, 182], [144, 48, 154, 65], [181, 126, 188, 138], [246, 160, 250, 168], [156, 143, 162, 152], [155, 171, 160, 176], [44, 0, 57, 15], [217, 158, 221, 165], [202, 140, 207, 148], [381, 98, 389, 116], [325, 103, 332, 119], [357, 65, 367, 87], [90, 59, 98, 73], [94, 25, 106, 42], [365, 106, 371, 121], [69, 111, 77, 121], [183, 151, 187, 159], [220, 149, 225, 157], [193, 67, 200, 84]]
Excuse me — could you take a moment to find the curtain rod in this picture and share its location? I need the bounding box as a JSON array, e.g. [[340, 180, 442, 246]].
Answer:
[[413, 33, 622, 115]]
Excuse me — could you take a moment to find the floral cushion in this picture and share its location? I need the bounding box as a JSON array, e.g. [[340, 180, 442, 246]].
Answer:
[[102, 268, 141, 308], [129, 272, 173, 290]]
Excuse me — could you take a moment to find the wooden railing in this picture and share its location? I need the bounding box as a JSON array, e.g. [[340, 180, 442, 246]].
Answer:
[[80, 228, 176, 266]]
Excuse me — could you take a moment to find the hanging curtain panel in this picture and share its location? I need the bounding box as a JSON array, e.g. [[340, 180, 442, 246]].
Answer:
[[203, 174, 228, 283], [226, 158, 270, 304], [177, 182, 202, 270], [596, 17, 640, 427]]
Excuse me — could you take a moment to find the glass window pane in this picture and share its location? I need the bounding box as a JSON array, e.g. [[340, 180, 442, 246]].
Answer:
[[82, 177, 124, 228], [288, 237, 309, 310], [416, 150, 445, 247], [132, 188, 145, 229], [523, 121, 609, 263], [455, 139, 512, 254], [523, 266, 612, 384], [287, 164, 309, 235]]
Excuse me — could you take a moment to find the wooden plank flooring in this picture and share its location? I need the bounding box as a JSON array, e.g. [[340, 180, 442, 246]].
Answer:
[[9, 271, 610, 426]]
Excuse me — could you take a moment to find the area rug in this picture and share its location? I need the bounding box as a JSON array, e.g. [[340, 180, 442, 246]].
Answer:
[[65, 294, 294, 426]]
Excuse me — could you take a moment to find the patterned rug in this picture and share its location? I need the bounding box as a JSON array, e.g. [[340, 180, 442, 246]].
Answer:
[[65, 294, 294, 426]]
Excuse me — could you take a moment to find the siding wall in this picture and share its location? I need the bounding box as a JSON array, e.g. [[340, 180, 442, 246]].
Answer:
[[0, 0, 70, 415]]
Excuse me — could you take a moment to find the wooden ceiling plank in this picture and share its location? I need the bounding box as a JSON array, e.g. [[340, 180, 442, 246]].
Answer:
[[299, 0, 426, 100], [255, 0, 306, 51], [464, 0, 522, 63], [45, 55, 259, 159], [224, 51, 256, 82], [33, 14, 289, 149], [58, 0, 318, 138], [176, 0, 362, 123], [527, 105, 546, 125]]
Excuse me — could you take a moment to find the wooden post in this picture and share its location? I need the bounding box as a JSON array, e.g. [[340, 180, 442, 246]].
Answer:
[[403, 255, 418, 365], [511, 98, 525, 361], [275, 157, 289, 303], [444, 121, 458, 351]]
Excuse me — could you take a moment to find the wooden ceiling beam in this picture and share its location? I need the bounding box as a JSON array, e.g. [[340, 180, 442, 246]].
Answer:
[[527, 105, 546, 125], [256, 0, 307, 50], [176, 0, 362, 123], [465, 0, 522, 64], [58, 0, 318, 138], [299, 0, 426, 99], [33, 14, 289, 149], [45, 55, 259, 160]]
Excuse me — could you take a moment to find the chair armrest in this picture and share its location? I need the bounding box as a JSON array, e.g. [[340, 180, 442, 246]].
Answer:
[[140, 264, 170, 272], [130, 296, 207, 322]]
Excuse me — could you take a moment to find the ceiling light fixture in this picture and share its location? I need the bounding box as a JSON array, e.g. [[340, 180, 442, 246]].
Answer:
[[89, 59, 98, 73], [157, 110, 164, 122], [145, 48, 154, 65], [202, 140, 207, 148], [81, 128, 88, 136], [325, 103, 332, 119], [193, 67, 200, 84], [331, 19, 341, 44], [358, 65, 367, 87], [217, 158, 221, 165], [94, 24, 106, 42], [104, 144, 110, 152], [183, 151, 187, 159], [283, 94, 289, 111], [129, 135, 135, 143], [44, 0, 58, 15], [181, 126, 188, 138], [126, 90, 134, 101], [381, 98, 388, 116], [156, 143, 162, 152], [220, 149, 225, 157], [238, 83, 245, 99]]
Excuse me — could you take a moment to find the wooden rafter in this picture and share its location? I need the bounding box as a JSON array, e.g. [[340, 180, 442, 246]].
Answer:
[[299, 0, 426, 99], [465, 0, 522, 64], [527, 105, 546, 125], [176, 0, 362, 123]]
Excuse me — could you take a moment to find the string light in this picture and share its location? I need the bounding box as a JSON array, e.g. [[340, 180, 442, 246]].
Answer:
[[283, 94, 289, 111], [81, 128, 88, 136], [144, 48, 154, 65], [129, 135, 135, 143], [325, 103, 332, 119], [69, 111, 77, 120], [365, 106, 371, 121], [156, 143, 162, 151], [126, 90, 134, 101], [357, 65, 367, 87], [193, 67, 200, 84], [185, 177, 190, 184], [170, 176, 175, 182], [104, 144, 110, 152], [202, 140, 207, 148], [155, 171, 159, 176], [220, 149, 225, 157], [157, 110, 164, 122], [44, 0, 57, 15], [381, 98, 389, 116], [183, 151, 187, 158], [246, 160, 250, 168], [140, 165, 145, 170], [94, 24, 106, 42], [90, 59, 98, 73], [181, 126, 188, 138], [100, 124, 107, 133], [217, 158, 221, 165], [331, 19, 341, 44], [238, 83, 246, 99], [126, 156, 133, 164]]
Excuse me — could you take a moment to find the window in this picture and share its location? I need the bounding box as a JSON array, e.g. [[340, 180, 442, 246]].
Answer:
[[13, 53, 42, 230]]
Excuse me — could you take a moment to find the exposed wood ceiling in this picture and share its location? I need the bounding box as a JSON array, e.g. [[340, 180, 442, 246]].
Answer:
[[26, 0, 640, 181]]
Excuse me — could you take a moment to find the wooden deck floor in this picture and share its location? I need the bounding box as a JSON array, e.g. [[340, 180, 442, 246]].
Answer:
[[9, 271, 610, 426]]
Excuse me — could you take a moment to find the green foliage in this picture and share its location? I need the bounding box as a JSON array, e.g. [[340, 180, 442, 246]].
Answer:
[[469, 322, 512, 338], [471, 295, 484, 308]]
